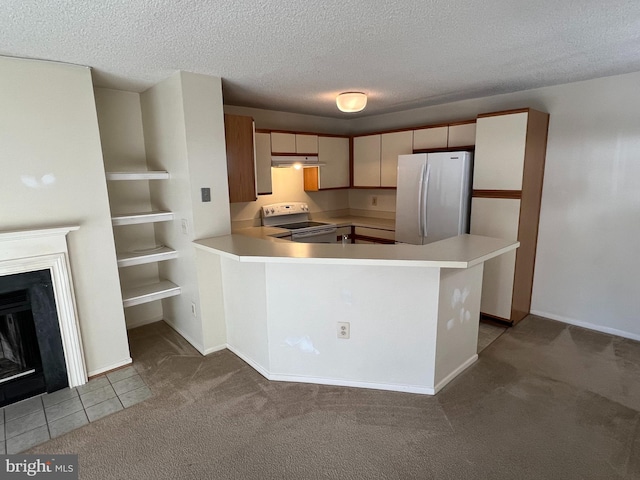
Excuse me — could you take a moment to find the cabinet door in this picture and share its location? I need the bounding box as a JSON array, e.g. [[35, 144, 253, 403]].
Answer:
[[296, 134, 318, 154], [413, 126, 448, 150], [447, 123, 476, 148], [353, 135, 381, 187], [224, 114, 256, 203], [271, 132, 296, 153], [473, 112, 528, 190], [470, 197, 520, 319], [381, 131, 413, 187], [318, 136, 349, 188], [255, 132, 272, 195], [354, 227, 395, 242]]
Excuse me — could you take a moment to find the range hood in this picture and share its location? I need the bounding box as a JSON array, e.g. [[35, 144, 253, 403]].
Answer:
[[271, 155, 324, 168]]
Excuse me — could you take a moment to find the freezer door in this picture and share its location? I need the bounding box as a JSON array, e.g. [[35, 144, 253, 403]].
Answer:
[[395, 154, 428, 244], [423, 152, 472, 244]]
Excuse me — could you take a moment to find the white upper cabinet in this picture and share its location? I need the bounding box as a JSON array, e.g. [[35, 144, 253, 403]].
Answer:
[[353, 134, 381, 187], [270, 132, 318, 154], [473, 112, 528, 190], [318, 136, 349, 188], [295, 134, 318, 154], [381, 131, 413, 187], [254, 132, 272, 195], [413, 126, 448, 150], [447, 123, 476, 148], [270, 132, 296, 153]]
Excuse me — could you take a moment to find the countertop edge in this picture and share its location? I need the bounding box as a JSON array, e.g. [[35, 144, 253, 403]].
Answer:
[[193, 234, 519, 269]]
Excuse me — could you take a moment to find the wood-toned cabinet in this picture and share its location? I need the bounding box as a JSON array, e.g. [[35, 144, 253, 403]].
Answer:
[[470, 108, 549, 324], [304, 136, 349, 191], [224, 114, 257, 203]]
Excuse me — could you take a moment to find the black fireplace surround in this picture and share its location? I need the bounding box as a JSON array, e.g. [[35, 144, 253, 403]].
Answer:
[[0, 270, 68, 407]]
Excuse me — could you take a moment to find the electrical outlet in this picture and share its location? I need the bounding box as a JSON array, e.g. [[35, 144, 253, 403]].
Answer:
[[191, 302, 197, 317], [371, 196, 378, 206], [337, 321, 350, 339], [201, 187, 211, 202], [181, 219, 188, 235]]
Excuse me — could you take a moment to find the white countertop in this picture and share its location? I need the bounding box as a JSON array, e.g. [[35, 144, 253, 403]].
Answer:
[[194, 233, 519, 268]]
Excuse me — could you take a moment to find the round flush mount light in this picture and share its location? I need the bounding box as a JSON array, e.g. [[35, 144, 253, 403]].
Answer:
[[336, 92, 367, 113]]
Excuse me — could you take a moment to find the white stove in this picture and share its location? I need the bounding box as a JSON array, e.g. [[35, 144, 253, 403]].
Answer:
[[262, 202, 338, 243]]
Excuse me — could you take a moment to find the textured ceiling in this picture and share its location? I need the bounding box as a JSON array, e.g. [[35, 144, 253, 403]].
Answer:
[[2, 0, 640, 118]]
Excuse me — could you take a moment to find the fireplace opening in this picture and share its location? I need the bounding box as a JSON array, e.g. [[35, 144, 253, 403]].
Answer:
[[0, 270, 68, 407]]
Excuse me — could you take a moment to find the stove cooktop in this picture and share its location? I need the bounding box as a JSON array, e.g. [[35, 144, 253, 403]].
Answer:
[[277, 221, 331, 230]]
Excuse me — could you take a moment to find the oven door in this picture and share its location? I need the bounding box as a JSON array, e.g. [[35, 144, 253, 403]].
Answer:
[[291, 227, 338, 243]]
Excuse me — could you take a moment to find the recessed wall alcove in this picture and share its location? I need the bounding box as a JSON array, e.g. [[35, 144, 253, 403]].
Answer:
[[0, 226, 87, 406]]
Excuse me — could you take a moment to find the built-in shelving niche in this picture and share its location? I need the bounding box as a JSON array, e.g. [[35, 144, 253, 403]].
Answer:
[[107, 171, 181, 308]]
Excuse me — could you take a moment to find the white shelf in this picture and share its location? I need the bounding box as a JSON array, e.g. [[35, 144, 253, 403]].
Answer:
[[111, 211, 174, 226], [122, 281, 181, 308], [106, 171, 169, 181], [117, 247, 178, 268]]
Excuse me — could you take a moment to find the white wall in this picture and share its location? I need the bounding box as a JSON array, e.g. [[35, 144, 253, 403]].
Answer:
[[0, 56, 131, 374], [94, 88, 163, 329], [230, 168, 349, 224], [141, 71, 231, 353], [351, 71, 640, 339], [224, 105, 350, 134], [348, 189, 397, 217]]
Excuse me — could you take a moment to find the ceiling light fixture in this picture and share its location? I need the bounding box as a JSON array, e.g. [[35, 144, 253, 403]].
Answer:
[[336, 92, 367, 113]]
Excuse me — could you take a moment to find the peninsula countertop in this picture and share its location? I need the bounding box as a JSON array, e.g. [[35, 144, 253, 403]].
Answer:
[[194, 233, 519, 268]]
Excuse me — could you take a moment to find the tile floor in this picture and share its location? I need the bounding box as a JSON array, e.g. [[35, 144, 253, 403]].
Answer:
[[0, 366, 151, 454]]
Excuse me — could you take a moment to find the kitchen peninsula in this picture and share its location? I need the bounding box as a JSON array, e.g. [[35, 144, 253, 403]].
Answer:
[[194, 233, 517, 395]]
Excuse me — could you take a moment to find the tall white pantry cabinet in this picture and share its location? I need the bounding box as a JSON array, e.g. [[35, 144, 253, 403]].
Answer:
[[470, 108, 550, 324]]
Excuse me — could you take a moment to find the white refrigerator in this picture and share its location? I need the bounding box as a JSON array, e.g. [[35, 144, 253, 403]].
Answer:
[[394, 152, 473, 245]]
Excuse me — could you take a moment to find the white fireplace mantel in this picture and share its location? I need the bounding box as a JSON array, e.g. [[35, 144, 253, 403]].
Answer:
[[0, 225, 87, 388]]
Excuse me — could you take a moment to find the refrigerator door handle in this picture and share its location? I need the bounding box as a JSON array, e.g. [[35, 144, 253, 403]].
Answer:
[[422, 164, 431, 237], [417, 163, 426, 238]]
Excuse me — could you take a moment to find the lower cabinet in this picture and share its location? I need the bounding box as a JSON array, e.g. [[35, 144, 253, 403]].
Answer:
[[470, 197, 521, 320], [353, 227, 395, 244]]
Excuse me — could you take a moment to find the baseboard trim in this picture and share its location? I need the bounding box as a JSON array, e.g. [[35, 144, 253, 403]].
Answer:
[[433, 354, 478, 394], [225, 344, 270, 379], [88, 357, 133, 378], [163, 319, 205, 355], [268, 373, 435, 395], [203, 344, 227, 356], [126, 315, 164, 330], [226, 344, 436, 395], [530, 310, 640, 342]]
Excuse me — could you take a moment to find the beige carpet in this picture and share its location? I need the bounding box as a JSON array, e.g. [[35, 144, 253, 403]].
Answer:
[[29, 316, 640, 479]]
